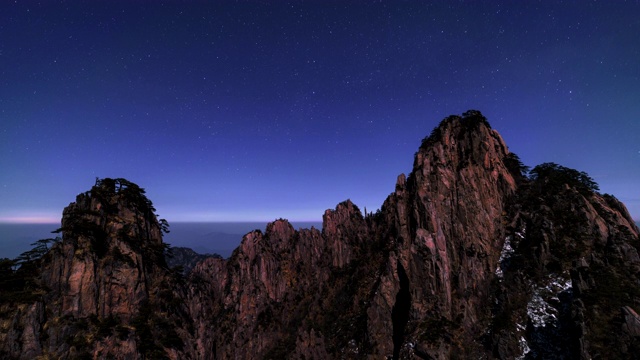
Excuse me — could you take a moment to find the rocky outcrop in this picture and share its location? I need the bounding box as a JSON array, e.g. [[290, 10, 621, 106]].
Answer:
[[0, 178, 192, 359], [489, 162, 640, 359], [1, 111, 638, 359], [186, 202, 374, 359], [379, 112, 519, 358]]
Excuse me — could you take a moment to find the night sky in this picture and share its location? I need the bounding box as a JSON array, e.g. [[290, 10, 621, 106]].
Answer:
[[1, 1, 639, 225]]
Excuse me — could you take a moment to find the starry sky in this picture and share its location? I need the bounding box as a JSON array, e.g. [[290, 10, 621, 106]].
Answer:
[[1, 1, 639, 225]]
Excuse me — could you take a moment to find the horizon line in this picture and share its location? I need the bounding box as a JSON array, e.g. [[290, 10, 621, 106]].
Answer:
[[0, 218, 60, 225], [2, 217, 637, 225], [0, 219, 325, 225]]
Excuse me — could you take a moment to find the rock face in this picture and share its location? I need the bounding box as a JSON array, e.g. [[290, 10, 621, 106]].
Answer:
[[0, 178, 191, 359], [1, 111, 638, 359], [491, 164, 640, 359]]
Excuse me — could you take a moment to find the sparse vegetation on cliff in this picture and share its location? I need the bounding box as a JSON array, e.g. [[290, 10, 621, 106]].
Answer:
[[529, 162, 600, 194]]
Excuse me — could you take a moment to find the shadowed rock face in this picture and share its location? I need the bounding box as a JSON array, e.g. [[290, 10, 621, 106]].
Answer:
[[1, 111, 638, 359], [491, 171, 640, 359]]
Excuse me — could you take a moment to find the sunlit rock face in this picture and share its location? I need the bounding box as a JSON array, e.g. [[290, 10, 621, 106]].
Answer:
[[2, 111, 639, 360]]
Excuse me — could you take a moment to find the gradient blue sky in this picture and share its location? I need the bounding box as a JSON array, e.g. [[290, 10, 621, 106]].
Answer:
[[1, 1, 639, 224]]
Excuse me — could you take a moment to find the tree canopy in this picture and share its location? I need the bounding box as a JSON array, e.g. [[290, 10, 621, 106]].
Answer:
[[503, 152, 530, 179], [92, 177, 157, 214], [529, 162, 599, 194]]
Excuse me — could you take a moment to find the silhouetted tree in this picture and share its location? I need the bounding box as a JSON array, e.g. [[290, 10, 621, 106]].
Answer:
[[504, 152, 530, 178], [462, 109, 491, 128], [529, 162, 599, 194], [159, 218, 170, 234]]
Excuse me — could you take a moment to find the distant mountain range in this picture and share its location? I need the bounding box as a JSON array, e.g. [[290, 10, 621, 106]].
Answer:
[[163, 222, 322, 258], [165, 246, 221, 274], [1, 111, 639, 359]]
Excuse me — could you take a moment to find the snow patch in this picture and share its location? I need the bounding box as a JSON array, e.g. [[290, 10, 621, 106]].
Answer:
[[516, 336, 531, 360], [496, 236, 514, 278], [526, 274, 572, 328], [496, 230, 524, 278]]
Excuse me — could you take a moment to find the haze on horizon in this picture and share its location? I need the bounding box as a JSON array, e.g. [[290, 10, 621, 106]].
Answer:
[[1, 2, 639, 226]]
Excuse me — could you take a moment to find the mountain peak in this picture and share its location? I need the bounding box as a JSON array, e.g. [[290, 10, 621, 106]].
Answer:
[[419, 110, 492, 150]]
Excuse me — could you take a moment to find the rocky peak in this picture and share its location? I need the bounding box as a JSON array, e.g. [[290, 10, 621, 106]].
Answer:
[[58, 178, 165, 256], [1, 178, 190, 360], [370, 111, 520, 358], [413, 111, 517, 189], [43, 178, 168, 319], [322, 200, 367, 268], [265, 219, 296, 253]]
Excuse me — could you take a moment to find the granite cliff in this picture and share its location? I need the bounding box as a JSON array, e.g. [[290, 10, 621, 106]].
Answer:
[[1, 111, 638, 359], [0, 179, 191, 359]]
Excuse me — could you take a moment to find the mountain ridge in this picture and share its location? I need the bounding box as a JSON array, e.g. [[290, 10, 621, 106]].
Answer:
[[1, 111, 638, 359]]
